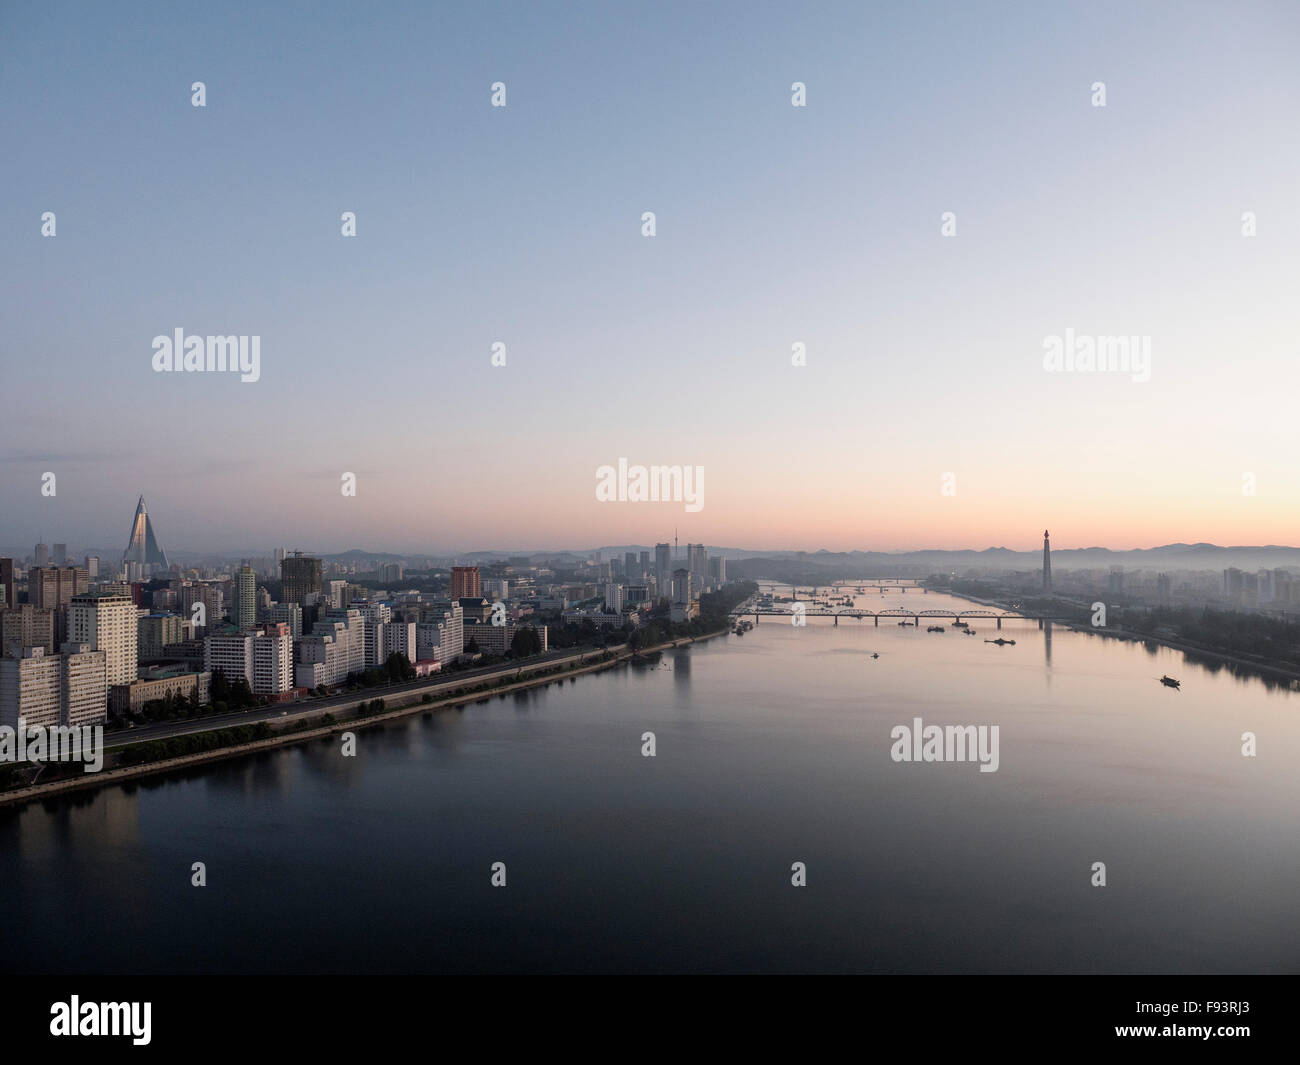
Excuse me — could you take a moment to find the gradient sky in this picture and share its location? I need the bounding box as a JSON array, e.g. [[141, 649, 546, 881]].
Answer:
[[3, 0, 1299, 556]]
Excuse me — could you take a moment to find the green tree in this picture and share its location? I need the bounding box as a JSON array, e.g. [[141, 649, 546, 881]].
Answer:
[[384, 652, 415, 683], [510, 627, 542, 657]]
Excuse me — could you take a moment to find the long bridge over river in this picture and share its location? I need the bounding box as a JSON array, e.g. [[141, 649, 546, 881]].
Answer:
[[732, 607, 1074, 629]]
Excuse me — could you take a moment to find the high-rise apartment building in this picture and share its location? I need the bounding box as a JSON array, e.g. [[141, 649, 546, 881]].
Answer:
[[68, 594, 137, 687], [204, 632, 254, 689], [687, 543, 708, 595], [1, 604, 56, 657], [1223, 567, 1246, 605], [267, 603, 302, 639], [708, 555, 726, 585], [295, 609, 365, 688], [415, 604, 464, 667], [0, 647, 61, 728], [0, 644, 107, 729], [672, 568, 692, 606], [281, 553, 323, 606], [382, 620, 417, 663], [61, 642, 108, 727], [670, 568, 698, 623], [1257, 568, 1276, 605], [235, 565, 256, 631], [353, 602, 394, 668], [655, 542, 671, 600], [252, 623, 293, 695], [451, 566, 482, 600], [180, 583, 223, 633], [1107, 567, 1124, 597], [0, 558, 16, 610], [29, 566, 88, 609], [137, 613, 193, 660]]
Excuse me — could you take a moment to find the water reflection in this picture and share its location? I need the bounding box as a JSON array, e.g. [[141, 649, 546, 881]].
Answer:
[[3, 581, 1299, 974]]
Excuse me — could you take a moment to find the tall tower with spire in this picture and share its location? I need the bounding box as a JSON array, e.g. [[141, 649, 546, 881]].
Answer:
[[1042, 529, 1052, 593], [123, 495, 168, 569]]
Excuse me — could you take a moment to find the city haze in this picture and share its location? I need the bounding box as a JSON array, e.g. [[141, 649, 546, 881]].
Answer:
[[4, 0, 1300, 552]]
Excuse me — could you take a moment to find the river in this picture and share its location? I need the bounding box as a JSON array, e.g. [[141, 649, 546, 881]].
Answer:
[[4, 584, 1297, 973]]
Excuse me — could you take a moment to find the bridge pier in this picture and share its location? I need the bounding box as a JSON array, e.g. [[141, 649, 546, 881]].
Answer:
[[833, 615, 838, 626], [1038, 618, 1043, 630], [874, 616, 878, 626], [996, 617, 1002, 629]]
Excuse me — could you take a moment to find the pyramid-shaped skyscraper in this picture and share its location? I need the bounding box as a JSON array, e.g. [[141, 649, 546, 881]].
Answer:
[[123, 494, 168, 568]]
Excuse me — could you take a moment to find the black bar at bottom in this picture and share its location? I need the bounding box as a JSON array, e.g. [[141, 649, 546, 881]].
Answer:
[[6, 975, 1289, 1052]]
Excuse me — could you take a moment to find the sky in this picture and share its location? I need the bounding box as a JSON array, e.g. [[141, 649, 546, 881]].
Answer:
[[2, 0, 1299, 556]]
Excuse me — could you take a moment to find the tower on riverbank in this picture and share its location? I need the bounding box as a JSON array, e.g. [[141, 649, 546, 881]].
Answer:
[[1042, 530, 1052, 592]]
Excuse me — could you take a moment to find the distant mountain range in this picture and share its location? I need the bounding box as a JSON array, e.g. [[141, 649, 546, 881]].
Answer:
[[712, 543, 1300, 582], [17, 542, 1299, 577], [401, 542, 1300, 577]]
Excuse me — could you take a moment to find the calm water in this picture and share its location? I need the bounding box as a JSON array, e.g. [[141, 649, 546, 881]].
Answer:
[[4, 585, 1299, 974]]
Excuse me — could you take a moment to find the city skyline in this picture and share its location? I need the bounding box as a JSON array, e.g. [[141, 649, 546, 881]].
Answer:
[[11, 498, 1300, 563], [6, 480, 1300, 563]]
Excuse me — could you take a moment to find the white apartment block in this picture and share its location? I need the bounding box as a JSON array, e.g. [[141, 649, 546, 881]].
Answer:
[[0, 644, 106, 729], [69, 593, 138, 687], [416, 604, 463, 667], [320, 609, 365, 676], [295, 641, 337, 689], [252, 624, 294, 695], [353, 602, 393, 668], [62, 642, 108, 727], [0, 648, 61, 728], [382, 620, 417, 664], [204, 632, 253, 688], [295, 610, 364, 688]]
